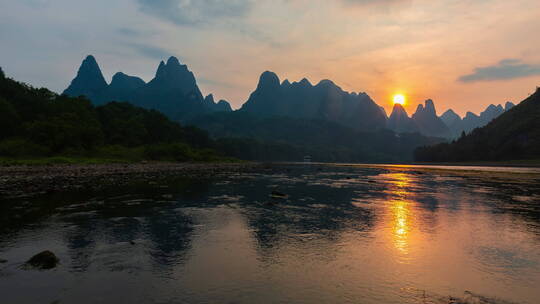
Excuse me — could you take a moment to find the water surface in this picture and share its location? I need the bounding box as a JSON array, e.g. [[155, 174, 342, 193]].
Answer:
[[1, 164, 539, 303]]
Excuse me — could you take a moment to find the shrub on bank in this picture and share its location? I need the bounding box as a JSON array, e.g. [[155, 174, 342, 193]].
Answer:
[[0, 138, 50, 157]]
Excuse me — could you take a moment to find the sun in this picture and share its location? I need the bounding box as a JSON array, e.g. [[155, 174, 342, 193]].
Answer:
[[393, 94, 406, 105]]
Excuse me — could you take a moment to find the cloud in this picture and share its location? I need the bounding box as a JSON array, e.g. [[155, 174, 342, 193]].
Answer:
[[459, 59, 540, 82], [339, 0, 412, 10], [117, 27, 143, 37], [342, 0, 407, 5], [126, 43, 171, 60], [136, 0, 254, 26]]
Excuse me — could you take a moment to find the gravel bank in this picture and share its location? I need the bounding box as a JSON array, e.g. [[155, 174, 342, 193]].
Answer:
[[0, 162, 266, 198]]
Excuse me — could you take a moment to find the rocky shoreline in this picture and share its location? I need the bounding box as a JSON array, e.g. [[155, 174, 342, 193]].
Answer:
[[0, 162, 267, 198]]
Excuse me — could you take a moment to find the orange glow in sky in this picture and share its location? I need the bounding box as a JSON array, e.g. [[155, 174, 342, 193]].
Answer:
[[393, 94, 406, 106]]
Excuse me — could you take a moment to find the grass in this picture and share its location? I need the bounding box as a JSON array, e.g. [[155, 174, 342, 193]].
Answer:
[[0, 155, 242, 166], [0, 156, 134, 166]]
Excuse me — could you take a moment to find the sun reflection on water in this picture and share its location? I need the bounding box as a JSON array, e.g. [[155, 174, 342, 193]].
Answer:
[[391, 199, 412, 254], [384, 172, 416, 256]]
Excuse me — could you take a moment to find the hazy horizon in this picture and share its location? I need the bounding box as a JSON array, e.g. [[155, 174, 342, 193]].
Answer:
[[1, 0, 539, 116]]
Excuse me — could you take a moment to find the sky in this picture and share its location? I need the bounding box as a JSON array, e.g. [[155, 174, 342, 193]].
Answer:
[[1, 0, 539, 116]]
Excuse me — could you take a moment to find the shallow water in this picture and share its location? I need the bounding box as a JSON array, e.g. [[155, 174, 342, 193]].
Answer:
[[1, 164, 540, 304]]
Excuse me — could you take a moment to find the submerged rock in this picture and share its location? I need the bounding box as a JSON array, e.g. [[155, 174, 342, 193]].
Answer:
[[270, 190, 287, 199], [0, 258, 7, 263], [25, 250, 59, 269]]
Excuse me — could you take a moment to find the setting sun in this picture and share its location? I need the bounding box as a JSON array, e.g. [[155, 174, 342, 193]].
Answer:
[[393, 94, 406, 105]]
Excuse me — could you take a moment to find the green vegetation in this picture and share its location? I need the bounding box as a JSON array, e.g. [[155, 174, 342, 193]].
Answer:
[[415, 88, 540, 162], [0, 68, 231, 163]]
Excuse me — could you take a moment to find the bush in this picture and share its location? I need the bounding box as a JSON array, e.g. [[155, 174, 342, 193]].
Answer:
[[144, 143, 195, 162], [94, 145, 144, 161], [0, 138, 50, 157]]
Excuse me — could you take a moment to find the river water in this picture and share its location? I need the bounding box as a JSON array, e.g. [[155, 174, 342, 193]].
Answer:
[[1, 164, 539, 304]]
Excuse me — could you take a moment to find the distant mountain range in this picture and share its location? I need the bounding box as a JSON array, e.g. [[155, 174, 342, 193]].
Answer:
[[415, 88, 540, 162], [440, 102, 514, 138], [64, 55, 232, 121], [64, 55, 517, 140], [386, 99, 515, 139], [240, 71, 387, 131]]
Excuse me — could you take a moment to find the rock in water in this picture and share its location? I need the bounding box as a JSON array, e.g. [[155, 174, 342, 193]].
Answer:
[[25, 250, 59, 269], [0, 258, 7, 263], [270, 190, 287, 199]]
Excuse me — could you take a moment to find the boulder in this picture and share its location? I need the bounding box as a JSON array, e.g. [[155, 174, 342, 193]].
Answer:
[[25, 250, 59, 269]]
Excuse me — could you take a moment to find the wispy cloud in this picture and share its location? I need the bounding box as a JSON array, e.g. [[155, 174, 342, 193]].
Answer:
[[342, 0, 409, 5], [136, 0, 254, 26], [126, 43, 171, 60], [459, 59, 540, 83]]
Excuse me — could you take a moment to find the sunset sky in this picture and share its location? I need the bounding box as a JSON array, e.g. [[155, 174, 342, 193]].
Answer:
[[1, 0, 539, 116]]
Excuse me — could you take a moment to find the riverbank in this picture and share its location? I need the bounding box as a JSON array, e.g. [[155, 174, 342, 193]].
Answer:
[[411, 159, 540, 167], [0, 162, 266, 198]]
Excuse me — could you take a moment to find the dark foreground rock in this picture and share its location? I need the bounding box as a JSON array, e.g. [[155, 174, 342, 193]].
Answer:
[[25, 251, 59, 270]]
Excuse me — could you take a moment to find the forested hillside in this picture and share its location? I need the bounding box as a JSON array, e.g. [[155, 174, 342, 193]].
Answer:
[[0, 67, 223, 162], [415, 88, 540, 162]]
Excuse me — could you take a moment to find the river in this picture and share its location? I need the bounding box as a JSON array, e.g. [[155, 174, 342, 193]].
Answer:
[[1, 164, 539, 303]]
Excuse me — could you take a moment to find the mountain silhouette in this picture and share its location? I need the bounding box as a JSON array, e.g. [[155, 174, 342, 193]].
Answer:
[[240, 71, 387, 131], [64, 55, 108, 103], [108, 72, 146, 102], [204, 94, 233, 112], [440, 109, 461, 129], [411, 99, 450, 138], [440, 102, 516, 138], [64, 56, 513, 140], [63, 55, 232, 121], [387, 103, 418, 133], [416, 87, 540, 162]]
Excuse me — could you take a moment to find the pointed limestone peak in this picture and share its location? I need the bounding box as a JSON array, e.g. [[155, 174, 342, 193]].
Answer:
[[63, 55, 108, 97], [424, 99, 436, 115], [485, 104, 498, 111], [78, 55, 106, 82], [82, 55, 99, 68], [441, 109, 460, 120], [415, 104, 424, 115], [203, 94, 216, 107], [166, 56, 181, 66], [155, 60, 166, 78], [464, 111, 479, 119], [299, 78, 312, 87], [388, 103, 418, 133], [390, 103, 409, 118], [216, 99, 233, 112], [204, 94, 215, 103], [257, 71, 280, 90], [481, 104, 504, 118], [281, 79, 291, 87], [149, 55, 200, 97], [505, 101, 515, 111], [440, 109, 461, 126]]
